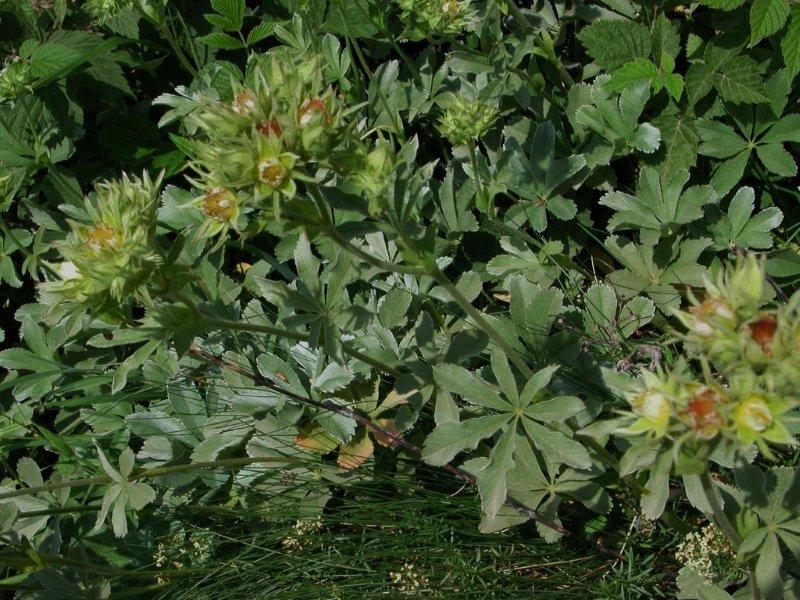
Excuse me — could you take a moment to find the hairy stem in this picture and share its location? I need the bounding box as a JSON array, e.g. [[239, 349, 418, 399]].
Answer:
[[0, 457, 295, 501], [205, 317, 400, 376], [467, 145, 490, 214]]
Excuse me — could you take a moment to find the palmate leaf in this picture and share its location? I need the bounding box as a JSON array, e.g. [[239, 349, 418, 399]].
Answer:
[[495, 121, 585, 232], [698, 106, 800, 195], [707, 187, 783, 250], [727, 465, 800, 598], [574, 80, 661, 161], [93, 446, 156, 538], [606, 236, 711, 310], [423, 352, 590, 518], [583, 283, 655, 341], [600, 167, 717, 244], [469, 438, 609, 538]]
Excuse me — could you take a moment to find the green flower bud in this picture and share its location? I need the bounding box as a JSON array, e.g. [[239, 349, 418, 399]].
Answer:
[[347, 140, 395, 213], [729, 254, 764, 307], [41, 172, 163, 314], [734, 395, 772, 434], [83, 0, 131, 24], [0, 58, 35, 100], [438, 97, 500, 147], [201, 187, 238, 222], [730, 393, 795, 455], [631, 391, 671, 436], [185, 184, 243, 240], [396, 0, 476, 42], [253, 137, 297, 200]]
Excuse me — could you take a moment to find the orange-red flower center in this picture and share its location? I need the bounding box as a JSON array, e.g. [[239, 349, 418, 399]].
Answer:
[[682, 388, 725, 438], [297, 97, 329, 126], [748, 314, 778, 355], [258, 119, 282, 137]]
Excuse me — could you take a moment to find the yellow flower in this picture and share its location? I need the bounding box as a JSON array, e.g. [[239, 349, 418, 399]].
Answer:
[[202, 187, 238, 223], [84, 223, 122, 252], [258, 158, 288, 188], [630, 391, 671, 437], [731, 393, 795, 454], [733, 395, 772, 437]]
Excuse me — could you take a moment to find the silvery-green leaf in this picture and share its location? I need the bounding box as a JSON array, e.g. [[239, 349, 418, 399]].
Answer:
[[422, 414, 510, 466]]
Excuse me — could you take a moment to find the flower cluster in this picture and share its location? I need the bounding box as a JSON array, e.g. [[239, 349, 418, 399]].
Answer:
[[281, 517, 324, 551], [438, 97, 500, 147], [389, 561, 430, 595], [396, 0, 476, 42], [153, 530, 214, 583], [616, 257, 798, 458], [0, 57, 35, 100], [180, 49, 394, 237], [82, 0, 132, 24], [675, 524, 742, 585], [676, 255, 800, 390], [40, 172, 162, 315]]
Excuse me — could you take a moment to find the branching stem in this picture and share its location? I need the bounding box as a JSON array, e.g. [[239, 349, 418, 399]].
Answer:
[[188, 344, 624, 561]]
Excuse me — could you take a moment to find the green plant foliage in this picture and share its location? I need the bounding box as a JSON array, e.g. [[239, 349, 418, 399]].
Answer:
[[0, 0, 799, 597]]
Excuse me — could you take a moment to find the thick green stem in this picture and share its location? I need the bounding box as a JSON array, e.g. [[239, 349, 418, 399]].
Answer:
[[18, 504, 100, 518], [430, 265, 534, 378], [205, 317, 306, 341], [135, 3, 196, 75], [504, 0, 533, 31], [468, 145, 490, 214], [307, 185, 426, 277]]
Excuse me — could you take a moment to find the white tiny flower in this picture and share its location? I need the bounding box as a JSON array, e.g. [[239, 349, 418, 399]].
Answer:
[[59, 261, 80, 280], [691, 317, 714, 337]]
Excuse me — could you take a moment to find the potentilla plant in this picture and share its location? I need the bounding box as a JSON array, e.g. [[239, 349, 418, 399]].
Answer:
[[0, 57, 35, 100], [395, 0, 476, 42], [39, 171, 163, 318], [161, 48, 394, 238], [601, 256, 800, 598], [4, 0, 800, 596]]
